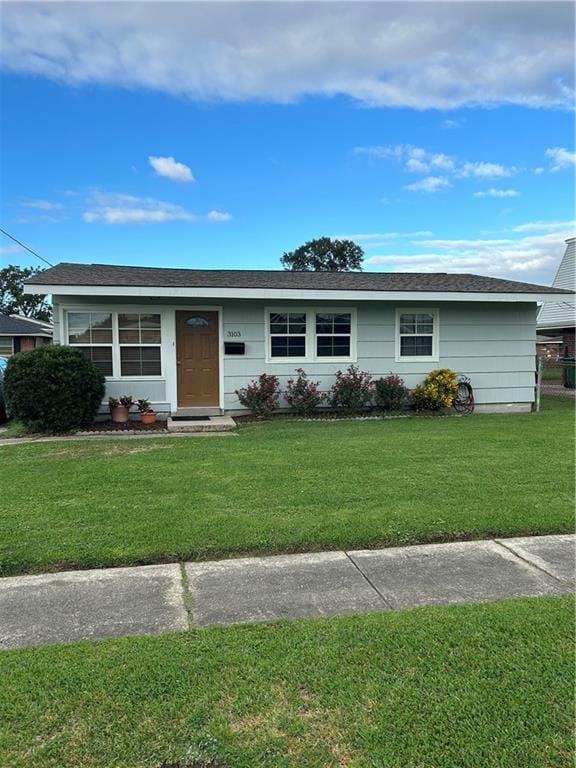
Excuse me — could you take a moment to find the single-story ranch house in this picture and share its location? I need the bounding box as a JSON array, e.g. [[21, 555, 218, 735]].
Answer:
[[25, 262, 574, 416]]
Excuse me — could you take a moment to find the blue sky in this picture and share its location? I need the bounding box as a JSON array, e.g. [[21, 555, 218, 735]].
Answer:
[[1, 2, 574, 284]]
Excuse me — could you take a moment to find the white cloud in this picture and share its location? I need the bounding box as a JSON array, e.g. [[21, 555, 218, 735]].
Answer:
[[0, 244, 24, 255], [82, 192, 231, 225], [404, 176, 451, 193], [442, 119, 461, 129], [545, 146, 576, 171], [364, 220, 575, 283], [356, 143, 514, 181], [0, 3, 573, 109], [20, 199, 63, 210], [533, 167, 545, 175], [473, 189, 520, 198], [459, 161, 514, 178], [148, 156, 195, 183], [513, 219, 575, 233]]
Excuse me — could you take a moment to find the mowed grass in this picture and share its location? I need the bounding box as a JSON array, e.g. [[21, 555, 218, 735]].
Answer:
[[1, 596, 573, 768], [0, 396, 573, 576]]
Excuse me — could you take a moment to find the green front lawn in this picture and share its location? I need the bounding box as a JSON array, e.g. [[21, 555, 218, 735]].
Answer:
[[1, 596, 573, 768], [0, 396, 573, 576]]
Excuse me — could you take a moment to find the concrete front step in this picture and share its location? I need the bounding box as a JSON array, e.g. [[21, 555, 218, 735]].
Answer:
[[167, 415, 236, 433]]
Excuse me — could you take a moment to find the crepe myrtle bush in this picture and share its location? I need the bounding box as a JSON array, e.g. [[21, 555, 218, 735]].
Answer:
[[235, 373, 280, 417], [330, 364, 374, 414], [411, 368, 458, 411], [285, 368, 326, 416], [374, 374, 410, 412], [4, 344, 105, 432]]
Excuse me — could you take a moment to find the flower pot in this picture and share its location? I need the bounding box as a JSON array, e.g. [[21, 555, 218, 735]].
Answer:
[[140, 411, 157, 425], [110, 406, 130, 424]]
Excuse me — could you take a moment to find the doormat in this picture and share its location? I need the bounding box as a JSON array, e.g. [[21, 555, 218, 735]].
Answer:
[[171, 416, 211, 422]]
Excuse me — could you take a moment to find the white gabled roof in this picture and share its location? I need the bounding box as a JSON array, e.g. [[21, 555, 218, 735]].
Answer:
[[538, 238, 576, 331]]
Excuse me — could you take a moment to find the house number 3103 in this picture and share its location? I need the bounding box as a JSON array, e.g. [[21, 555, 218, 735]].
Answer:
[[227, 330, 242, 338]]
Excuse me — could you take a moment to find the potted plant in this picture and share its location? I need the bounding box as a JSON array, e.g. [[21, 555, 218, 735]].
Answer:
[[108, 395, 133, 424], [136, 398, 157, 425]]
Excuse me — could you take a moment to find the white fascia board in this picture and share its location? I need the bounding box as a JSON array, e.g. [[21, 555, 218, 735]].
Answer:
[[23, 283, 573, 304]]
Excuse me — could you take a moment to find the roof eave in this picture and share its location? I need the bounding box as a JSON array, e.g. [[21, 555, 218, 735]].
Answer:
[[23, 283, 572, 303]]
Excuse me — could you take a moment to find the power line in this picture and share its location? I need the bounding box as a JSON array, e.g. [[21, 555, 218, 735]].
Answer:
[[0, 227, 54, 268]]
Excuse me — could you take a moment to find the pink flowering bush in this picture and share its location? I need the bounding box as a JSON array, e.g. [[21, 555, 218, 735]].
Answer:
[[330, 365, 374, 414], [285, 368, 326, 416], [374, 374, 409, 412], [235, 373, 280, 417]]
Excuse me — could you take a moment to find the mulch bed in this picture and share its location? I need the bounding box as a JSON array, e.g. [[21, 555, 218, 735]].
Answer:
[[79, 420, 168, 433], [233, 409, 456, 424]]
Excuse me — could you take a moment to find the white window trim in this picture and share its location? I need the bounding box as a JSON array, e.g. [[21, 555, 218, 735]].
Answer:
[[395, 308, 439, 363], [264, 307, 357, 364], [65, 310, 164, 380]]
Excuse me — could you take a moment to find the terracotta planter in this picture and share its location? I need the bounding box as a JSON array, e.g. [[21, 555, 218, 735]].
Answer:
[[110, 406, 130, 424], [140, 411, 157, 425]]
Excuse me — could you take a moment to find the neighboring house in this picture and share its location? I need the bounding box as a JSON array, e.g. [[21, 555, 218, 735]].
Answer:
[[24, 262, 574, 416], [537, 237, 576, 356], [0, 314, 52, 358]]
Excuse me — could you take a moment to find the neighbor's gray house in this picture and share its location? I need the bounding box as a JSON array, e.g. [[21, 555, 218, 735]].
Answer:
[[24, 262, 574, 416], [0, 314, 52, 358], [537, 237, 575, 357]]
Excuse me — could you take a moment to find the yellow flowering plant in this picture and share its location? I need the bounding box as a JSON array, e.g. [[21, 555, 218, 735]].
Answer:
[[411, 368, 458, 411]]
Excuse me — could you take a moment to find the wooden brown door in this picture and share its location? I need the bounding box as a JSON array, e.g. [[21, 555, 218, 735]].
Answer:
[[176, 311, 220, 407]]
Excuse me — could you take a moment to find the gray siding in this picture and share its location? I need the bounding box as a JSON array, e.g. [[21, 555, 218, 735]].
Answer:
[[222, 300, 536, 408], [53, 296, 537, 411]]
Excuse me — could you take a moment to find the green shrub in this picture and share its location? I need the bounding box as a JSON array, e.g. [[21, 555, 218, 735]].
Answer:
[[374, 374, 409, 412], [4, 345, 105, 432], [330, 365, 374, 414], [411, 368, 458, 411]]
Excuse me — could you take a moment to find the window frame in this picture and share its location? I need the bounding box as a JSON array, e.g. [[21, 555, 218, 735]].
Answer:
[[265, 307, 356, 364], [66, 311, 114, 377], [0, 335, 14, 357], [395, 308, 439, 363], [117, 312, 163, 378], [65, 310, 164, 380]]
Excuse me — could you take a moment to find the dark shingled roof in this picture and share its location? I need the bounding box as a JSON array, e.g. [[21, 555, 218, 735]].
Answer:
[[0, 315, 52, 335], [26, 262, 572, 294]]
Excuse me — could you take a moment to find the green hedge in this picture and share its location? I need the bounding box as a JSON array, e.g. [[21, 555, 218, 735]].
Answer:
[[4, 345, 105, 433]]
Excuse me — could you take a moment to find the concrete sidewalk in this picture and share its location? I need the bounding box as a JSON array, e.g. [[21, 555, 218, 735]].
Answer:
[[1, 535, 573, 650]]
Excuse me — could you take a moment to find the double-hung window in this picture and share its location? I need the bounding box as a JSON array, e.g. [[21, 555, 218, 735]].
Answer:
[[68, 312, 113, 375], [118, 313, 162, 376], [269, 312, 307, 358], [315, 313, 352, 358], [396, 309, 438, 361], [0, 336, 13, 357], [67, 311, 162, 377], [267, 309, 355, 361]]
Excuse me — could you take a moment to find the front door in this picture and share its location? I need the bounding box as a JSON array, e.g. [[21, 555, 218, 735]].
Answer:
[[176, 311, 220, 407]]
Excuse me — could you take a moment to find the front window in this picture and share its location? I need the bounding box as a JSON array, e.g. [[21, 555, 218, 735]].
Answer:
[[0, 336, 13, 357], [118, 313, 162, 376], [66, 311, 162, 377], [316, 313, 352, 357], [68, 312, 113, 376], [269, 312, 307, 357], [396, 310, 438, 360]]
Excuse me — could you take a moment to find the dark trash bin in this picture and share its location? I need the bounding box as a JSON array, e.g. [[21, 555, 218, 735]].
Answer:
[[562, 356, 575, 389]]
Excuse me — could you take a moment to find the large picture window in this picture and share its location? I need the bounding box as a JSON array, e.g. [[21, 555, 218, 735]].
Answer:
[[119, 313, 162, 376], [66, 311, 162, 377], [396, 309, 438, 361], [267, 308, 355, 362], [67, 312, 113, 376]]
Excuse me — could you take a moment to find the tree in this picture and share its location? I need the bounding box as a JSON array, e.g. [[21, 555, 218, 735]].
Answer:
[[0, 265, 52, 322], [281, 237, 364, 272]]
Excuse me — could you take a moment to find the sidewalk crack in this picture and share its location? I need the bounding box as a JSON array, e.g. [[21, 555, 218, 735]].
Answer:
[[493, 539, 568, 585], [179, 563, 194, 629], [344, 551, 393, 609]]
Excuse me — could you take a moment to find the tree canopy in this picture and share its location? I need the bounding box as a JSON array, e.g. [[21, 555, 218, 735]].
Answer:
[[281, 237, 364, 272], [0, 265, 52, 322]]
